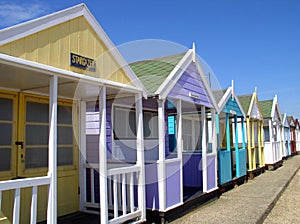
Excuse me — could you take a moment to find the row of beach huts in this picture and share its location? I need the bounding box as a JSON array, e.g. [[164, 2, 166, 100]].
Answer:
[[0, 4, 299, 224]]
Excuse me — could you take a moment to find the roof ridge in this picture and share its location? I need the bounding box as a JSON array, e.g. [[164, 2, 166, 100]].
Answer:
[[129, 52, 187, 65]]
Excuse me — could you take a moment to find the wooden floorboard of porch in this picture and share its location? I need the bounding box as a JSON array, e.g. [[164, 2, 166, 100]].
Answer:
[[38, 212, 100, 224]]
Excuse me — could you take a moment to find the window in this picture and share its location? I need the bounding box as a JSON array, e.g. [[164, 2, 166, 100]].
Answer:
[[182, 116, 202, 152], [114, 107, 136, 139], [25, 101, 74, 169], [264, 126, 270, 142], [113, 106, 158, 140]]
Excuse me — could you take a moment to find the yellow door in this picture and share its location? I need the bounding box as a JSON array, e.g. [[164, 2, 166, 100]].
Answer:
[[0, 91, 79, 223]]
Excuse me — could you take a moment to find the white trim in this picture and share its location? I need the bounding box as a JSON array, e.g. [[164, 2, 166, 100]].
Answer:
[[176, 99, 183, 204], [218, 87, 246, 118], [0, 4, 147, 95], [211, 109, 218, 188], [194, 57, 219, 113], [135, 93, 146, 221], [0, 53, 143, 95], [99, 87, 108, 223], [47, 75, 58, 224], [157, 99, 166, 211], [156, 50, 193, 99], [79, 101, 87, 212], [201, 106, 208, 193]]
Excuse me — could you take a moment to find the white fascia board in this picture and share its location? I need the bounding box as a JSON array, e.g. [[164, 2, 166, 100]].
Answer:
[[194, 57, 220, 113], [0, 3, 147, 97], [155, 50, 193, 99], [218, 87, 246, 118], [0, 3, 85, 45], [218, 87, 231, 112], [0, 53, 143, 94]]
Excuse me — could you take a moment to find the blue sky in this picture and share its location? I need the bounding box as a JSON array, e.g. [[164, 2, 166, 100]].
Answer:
[[1, 0, 300, 117]]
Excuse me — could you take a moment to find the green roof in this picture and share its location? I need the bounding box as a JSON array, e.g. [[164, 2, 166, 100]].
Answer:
[[238, 94, 252, 114], [259, 100, 273, 118], [129, 53, 186, 95]]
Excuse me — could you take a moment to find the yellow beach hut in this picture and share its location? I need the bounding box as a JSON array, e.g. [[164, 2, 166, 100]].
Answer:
[[0, 4, 147, 224]]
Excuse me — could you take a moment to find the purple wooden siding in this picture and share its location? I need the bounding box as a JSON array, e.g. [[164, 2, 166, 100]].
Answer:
[[166, 161, 181, 208], [169, 63, 213, 108], [86, 101, 112, 163], [182, 153, 203, 187], [145, 163, 159, 209], [207, 156, 216, 191]]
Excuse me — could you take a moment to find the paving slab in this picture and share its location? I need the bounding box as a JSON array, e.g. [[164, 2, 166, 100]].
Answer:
[[172, 155, 300, 224]]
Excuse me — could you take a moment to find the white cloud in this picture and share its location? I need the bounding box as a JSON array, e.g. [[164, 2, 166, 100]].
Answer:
[[0, 2, 49, 28]]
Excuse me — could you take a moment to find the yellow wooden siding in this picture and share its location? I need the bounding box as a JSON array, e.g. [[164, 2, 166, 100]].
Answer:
[[0, 16, 133, 85]]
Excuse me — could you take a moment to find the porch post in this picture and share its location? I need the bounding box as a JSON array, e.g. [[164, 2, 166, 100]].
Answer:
[[79, 101, 87, 211], [135, 93, 146, 220], [288, 128, 291, 155], [201, 106, 208, 192], [158, 99, 166, 211], [211, 109, 218, 188], [246, 118, 252, 170], [269, 119, 273, 161], [251, 120, 256, 169], [99, 86, 108, 223], [241, 117, 246, 150], [260, 121, 265, 166], [176, 99, 183, 203], [47, 75, 58, 224], [234, 115, 240, 177], [226, 113, 230, 151], [258, 120, 262, 167]]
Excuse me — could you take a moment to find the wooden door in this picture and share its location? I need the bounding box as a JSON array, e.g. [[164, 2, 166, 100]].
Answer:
[[0, 91, 79, 223]]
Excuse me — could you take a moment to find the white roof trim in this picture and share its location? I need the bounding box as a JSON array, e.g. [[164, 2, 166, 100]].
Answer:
[[194, 56, 219, 112], [271, 95, 282, 122], [248, 92, 263, 119], [218, 87, 246, 117], [0, 3, 147, 97], [0, 53, 143, 93], [156, 50, 193, 99]]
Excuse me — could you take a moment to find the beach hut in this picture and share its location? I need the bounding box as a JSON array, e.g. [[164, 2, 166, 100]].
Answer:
[[281, 113, 291, 158], [288, 116, 297, 155], [238, 90, 265, 178], [259, 96, 283, 170], [0, 4, 148, 223], [130, 45, 219, 222], [295, 119, 300, 154], [213, 82, 247, 187]]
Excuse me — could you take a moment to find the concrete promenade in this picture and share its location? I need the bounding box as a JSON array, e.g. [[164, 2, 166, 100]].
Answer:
[[172, 155, 300, 224]]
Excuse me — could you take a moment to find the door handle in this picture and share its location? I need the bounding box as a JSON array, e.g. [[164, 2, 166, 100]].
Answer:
[[15, 141, 24, 149]]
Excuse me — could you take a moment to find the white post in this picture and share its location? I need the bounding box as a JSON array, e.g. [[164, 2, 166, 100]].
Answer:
[[176, 99, 183, 203], [269, 119, 273, 161], [99, 86, 108, 223], [158, 99, 166, 211], [79, 101, 87, 211], [135, 93, 146, 220], [13, 188, 20, 224], [211, 109, 217, 188], [30, 186, 38, 224], [201, 106, 208, 192], [47, 75, 58, 224]]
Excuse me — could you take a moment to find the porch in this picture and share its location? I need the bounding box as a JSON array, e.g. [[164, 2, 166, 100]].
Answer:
[[0, 53, 146, 224]]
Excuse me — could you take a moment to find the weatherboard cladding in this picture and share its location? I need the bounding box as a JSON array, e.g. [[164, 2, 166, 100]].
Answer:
[[214, 89, 244, 116], [168, 62, 213, 107], [223, 98, 244, 116]]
